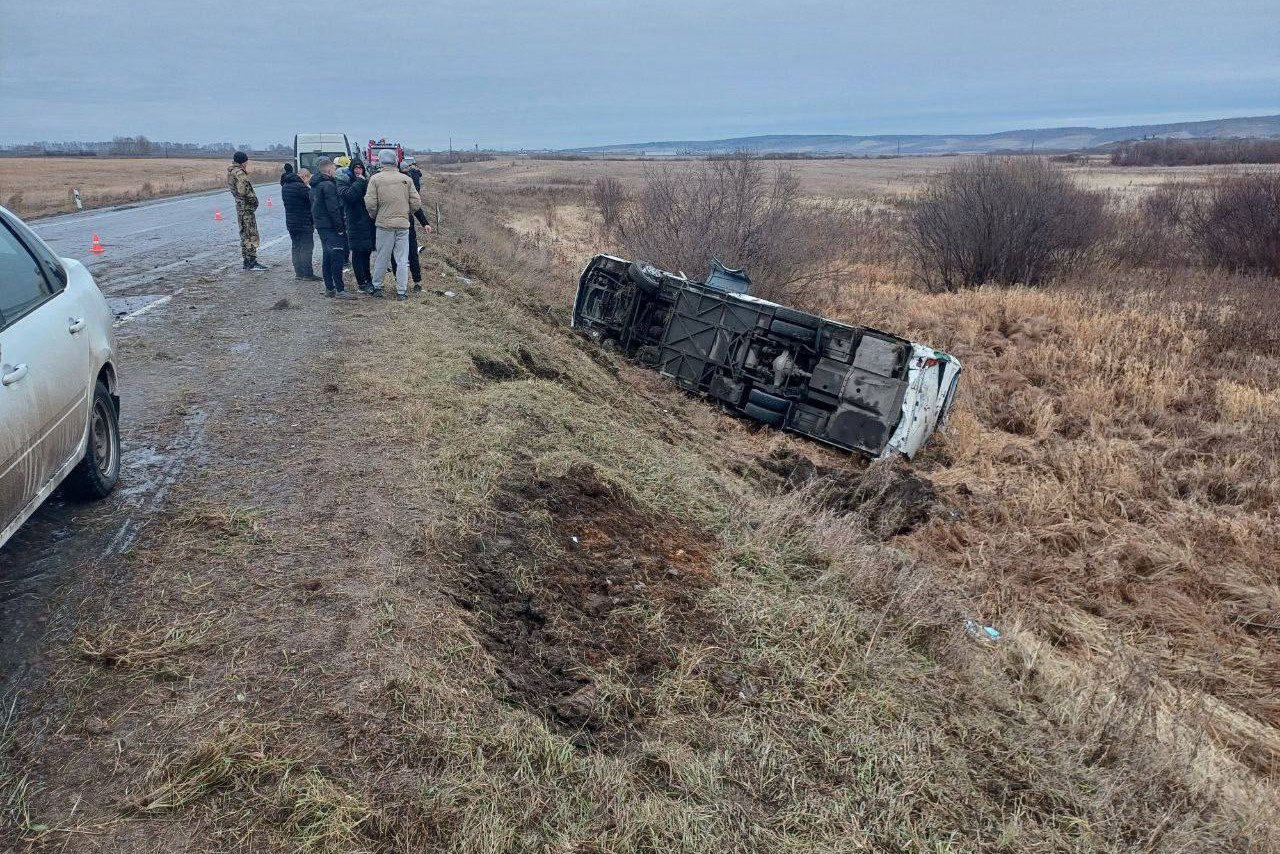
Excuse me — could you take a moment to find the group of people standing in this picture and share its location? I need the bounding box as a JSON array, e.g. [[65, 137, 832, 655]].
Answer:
[[228, 149, 431, 302]]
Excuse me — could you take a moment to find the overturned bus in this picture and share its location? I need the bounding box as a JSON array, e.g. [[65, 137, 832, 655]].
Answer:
[[572, 255, 962, 459]]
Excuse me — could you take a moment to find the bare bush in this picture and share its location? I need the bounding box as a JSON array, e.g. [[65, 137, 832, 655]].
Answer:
[[1192, 173, 1280, 276], [1120, 174, 1280, 276], [590, 176, 627, 235], [904, 157, 1107, 291], [1110, 181, 1200, 267], [614, 154, 857, 302]]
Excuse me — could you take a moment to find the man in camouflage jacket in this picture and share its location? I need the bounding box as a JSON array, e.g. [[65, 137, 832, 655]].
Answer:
[[228, 151, 267, 270]]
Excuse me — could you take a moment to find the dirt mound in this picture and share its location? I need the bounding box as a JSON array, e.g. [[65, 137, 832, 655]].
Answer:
[[759, 447, 938, 536], [453, 463, 714, 737], [470, 346, 568, 383]]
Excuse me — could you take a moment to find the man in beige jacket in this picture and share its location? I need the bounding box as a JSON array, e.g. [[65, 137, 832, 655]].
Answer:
[[365, 148, 424, 300]]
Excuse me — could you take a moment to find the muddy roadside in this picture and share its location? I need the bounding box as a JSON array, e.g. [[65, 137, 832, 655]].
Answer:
[[0, 235, 348, 684]]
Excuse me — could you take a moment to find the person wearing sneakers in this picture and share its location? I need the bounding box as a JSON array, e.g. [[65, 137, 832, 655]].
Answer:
[[227, 151, 267, 270], [309, 157, 356, 300], [365, 148, 423, 301]]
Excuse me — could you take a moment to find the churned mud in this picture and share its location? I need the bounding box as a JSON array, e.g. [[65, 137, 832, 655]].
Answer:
[[757, 447, 939, 536], [453, 463, 715, 736]]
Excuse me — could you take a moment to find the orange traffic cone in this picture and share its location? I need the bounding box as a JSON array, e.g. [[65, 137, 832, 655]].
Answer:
[[214, 209, 223, 221], [90, 234, 104, 254], [266, 196, 273, 207]]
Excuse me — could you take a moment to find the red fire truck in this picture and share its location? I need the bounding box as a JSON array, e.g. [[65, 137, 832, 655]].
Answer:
[[364, 138, 404, 167]]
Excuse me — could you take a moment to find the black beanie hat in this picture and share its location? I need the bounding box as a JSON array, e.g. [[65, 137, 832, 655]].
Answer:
[[283, 162, 294, 173], [233, 151, 249, 164]]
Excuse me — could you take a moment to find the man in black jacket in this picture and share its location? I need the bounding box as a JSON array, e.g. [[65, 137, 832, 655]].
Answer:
[[280, 164, 320, 281], [310, 158, 356, 299], [340, 162, 377, 293]]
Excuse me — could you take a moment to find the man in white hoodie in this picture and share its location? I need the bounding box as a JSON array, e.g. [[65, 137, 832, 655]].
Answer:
[[365, 148, 424, 300]]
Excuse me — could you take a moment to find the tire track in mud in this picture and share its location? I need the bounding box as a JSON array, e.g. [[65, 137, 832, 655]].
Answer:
[[101, 408, 208, 557]]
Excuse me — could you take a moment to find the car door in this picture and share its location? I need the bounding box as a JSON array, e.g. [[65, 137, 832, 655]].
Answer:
[[0, 215, 90, 531]]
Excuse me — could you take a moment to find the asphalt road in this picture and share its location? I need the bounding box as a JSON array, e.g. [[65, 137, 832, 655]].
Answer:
[[1, 189, 295, 684], [32, 188, 290, 301]]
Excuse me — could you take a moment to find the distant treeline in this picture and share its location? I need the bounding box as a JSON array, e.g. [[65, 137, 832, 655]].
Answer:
[[424, 152, 496, 164], [535, 152, 919, 162], [1110, 137, 1280, 166], [0, 137, 293, 158]]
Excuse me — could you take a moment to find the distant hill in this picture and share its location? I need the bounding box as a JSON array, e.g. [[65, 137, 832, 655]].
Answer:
[[565, 114, 1280, 157]]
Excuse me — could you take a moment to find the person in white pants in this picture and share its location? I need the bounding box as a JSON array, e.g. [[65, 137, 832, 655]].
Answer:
[[365, 148, 426, 300]]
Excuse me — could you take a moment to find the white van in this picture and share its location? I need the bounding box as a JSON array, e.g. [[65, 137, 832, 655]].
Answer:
[[294, 133, 352, 173]]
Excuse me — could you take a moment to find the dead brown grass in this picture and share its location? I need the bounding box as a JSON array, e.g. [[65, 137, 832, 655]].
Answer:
[[438, 159, 1280, 840], [0, 156, 284, 218], [2, 159, 1278, 852]]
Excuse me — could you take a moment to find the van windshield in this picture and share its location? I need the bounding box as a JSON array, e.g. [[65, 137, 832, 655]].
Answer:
[[297, 151, 346, 173]]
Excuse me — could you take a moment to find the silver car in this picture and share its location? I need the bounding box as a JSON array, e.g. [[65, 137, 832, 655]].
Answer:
[[0, 206, 121, 549]]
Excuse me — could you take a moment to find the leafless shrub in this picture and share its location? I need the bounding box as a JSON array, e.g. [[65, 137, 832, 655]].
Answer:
[[4, 191, 23, 215], [590, 176, 627, 235], [1117, 174, 1280, 277], [614, 154, 858, 303], [1109, 181, 1200, 267], [904, 157, 1107, 291], [1192, 173, 1280, 276]]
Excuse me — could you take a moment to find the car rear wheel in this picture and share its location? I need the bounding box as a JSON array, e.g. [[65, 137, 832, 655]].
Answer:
[[64, 382, 121, 501]]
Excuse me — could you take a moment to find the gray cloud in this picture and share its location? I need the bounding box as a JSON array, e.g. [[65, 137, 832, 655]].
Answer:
[[1, 0, 1276, 148]]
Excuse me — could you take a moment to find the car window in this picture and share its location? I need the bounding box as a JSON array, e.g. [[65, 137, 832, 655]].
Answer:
[[0, 219, 54, 327], [6, 213, 65, 289]]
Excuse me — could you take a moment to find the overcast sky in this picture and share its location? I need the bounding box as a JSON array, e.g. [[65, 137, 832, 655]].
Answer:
[[1, 0, 1276, 149]]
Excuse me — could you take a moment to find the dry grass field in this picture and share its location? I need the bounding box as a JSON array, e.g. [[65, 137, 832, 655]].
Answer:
[[3, 155, 1278, 851], [0, 156, 285, 218], [442, 154, 1280, 201]]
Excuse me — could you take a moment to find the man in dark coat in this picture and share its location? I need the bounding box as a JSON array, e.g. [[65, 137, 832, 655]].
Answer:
[[310, 158, 355, 299], [280, 164, 319, 281], [340, 162, 377, 293]]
